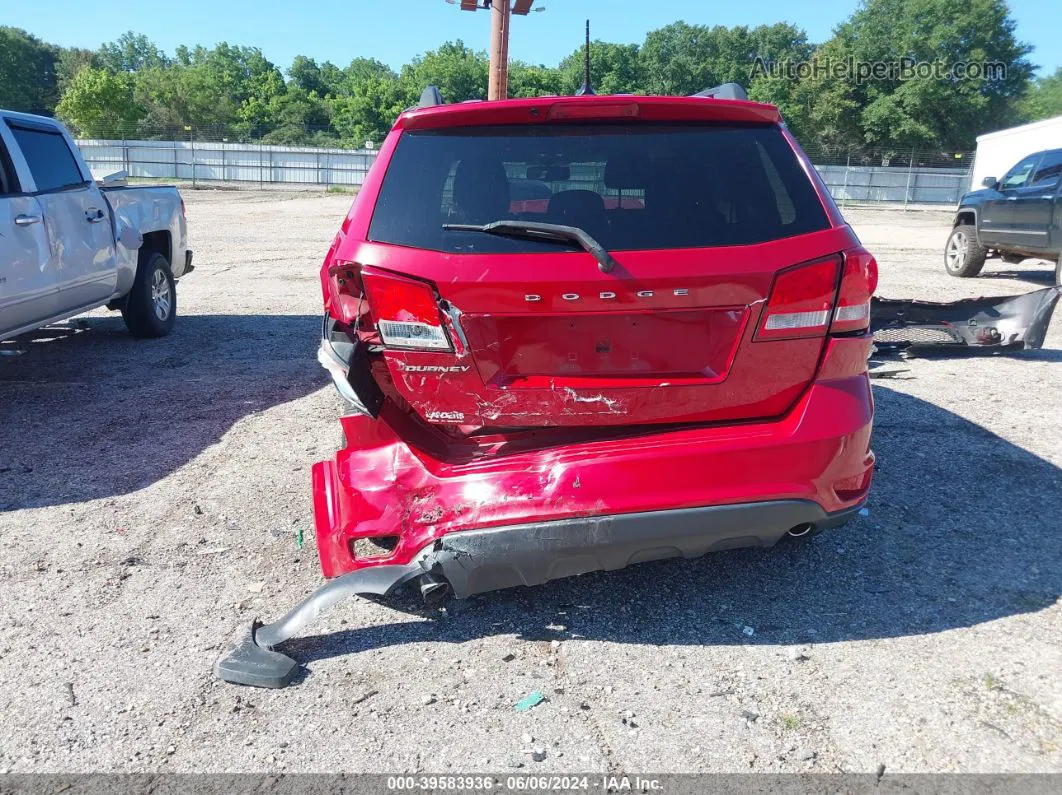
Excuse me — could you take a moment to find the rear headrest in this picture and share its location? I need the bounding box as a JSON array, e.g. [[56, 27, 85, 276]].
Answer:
[[451, 158, 510, 224], [548, 189, 605, 216], [604, 152, 651, 190]]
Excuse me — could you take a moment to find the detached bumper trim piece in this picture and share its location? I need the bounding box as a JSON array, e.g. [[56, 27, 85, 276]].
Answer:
[[214, 562, 423, 688], [216, 499, 862, 688], [871, 286, 1061, 353]]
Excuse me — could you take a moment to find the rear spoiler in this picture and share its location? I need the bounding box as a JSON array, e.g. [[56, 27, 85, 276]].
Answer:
[[690, 83, 749, 101], [411, 82, 750, 112]]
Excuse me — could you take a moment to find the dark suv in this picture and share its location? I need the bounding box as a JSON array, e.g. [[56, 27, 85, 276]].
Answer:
[[946, 148, 1062, 285]]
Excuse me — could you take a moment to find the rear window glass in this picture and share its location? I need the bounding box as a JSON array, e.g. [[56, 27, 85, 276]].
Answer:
[[369, 123, 829, 253]]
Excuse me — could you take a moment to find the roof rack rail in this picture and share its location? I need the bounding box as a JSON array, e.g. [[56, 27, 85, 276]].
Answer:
[[690, 82, 748, 101], [419, 85, 445, 108]]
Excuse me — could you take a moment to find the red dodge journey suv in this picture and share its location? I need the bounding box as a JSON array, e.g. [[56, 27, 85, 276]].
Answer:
[[217, 90, 876, 687]]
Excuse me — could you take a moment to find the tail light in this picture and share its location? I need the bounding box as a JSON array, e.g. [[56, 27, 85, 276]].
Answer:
[[755, 257, 840, 340], [361, 268, 452, 351], [830, 248, 878, 334]]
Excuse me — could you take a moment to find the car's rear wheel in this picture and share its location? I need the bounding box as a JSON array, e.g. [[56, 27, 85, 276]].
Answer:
[[944, 224, 987, 277], [122, 250, 177, 338]]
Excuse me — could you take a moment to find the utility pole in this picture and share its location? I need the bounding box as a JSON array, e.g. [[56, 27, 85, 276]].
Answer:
[[452, 0, 541, 100], [489, 1, 511, 100]]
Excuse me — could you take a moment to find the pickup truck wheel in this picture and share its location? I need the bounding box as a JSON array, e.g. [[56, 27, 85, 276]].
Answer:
[[122, 251, 177, 338], [944, 224, 987, 277]]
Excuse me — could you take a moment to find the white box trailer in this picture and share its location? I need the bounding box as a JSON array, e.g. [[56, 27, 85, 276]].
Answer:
[[971, 115, 1062, 189]]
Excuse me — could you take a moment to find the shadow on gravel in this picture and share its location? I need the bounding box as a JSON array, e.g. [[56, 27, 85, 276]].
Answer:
[[976, 269, 1056, 287], [283, 383, 1062, 661], [0, 313, 322, 510]]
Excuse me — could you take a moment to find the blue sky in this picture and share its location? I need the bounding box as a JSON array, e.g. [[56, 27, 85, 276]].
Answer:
[[8, 0, 1062, 77]]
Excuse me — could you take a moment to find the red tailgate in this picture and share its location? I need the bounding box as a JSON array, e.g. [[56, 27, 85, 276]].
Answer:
[[347, 223, 858, 428]]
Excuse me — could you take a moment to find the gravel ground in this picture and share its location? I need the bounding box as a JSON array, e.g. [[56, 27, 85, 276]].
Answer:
[[0, 193, 1059, 774]]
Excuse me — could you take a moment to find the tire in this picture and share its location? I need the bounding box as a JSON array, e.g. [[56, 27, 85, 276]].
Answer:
[[1055, 255, 1062, 287], [944, 223, 987, 277], [121, 250, 177, 338]]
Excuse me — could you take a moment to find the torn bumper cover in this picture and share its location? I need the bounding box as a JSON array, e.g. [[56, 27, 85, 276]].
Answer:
[[215, 499, 863, 688], [871, 286, 1061, 353], [316, 314, 383, 417]]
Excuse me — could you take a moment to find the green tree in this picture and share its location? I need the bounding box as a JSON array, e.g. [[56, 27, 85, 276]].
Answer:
[[1019, 68, 1062, 122], [259, 89, 333, 144], [325, 58, 404, 145], [330, 76, 405, 144], [640, 22, 724, 95], [288, 55, 327, 95], [56, 47, 99, 95], [344, 57, 397, 87], [557, 41, 641, 95], [399, 41, 488, 104], [774, 37, 865, 151], [0, 27, 59, 113], [98, 31, 168, 73], [55, 67, 142, 137], [820, 0, 1033, 150], [508, 61, 563, 97]]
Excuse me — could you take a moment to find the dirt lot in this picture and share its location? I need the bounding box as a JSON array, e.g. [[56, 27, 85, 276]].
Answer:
[[1, 192, 1060, 774]]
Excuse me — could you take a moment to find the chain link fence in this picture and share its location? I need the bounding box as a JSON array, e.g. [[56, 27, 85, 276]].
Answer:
[[73, 124, 975, 205], [802, 143, 974, 206]]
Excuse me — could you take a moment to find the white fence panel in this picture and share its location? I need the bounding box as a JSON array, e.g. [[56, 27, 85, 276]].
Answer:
[[77, 138, 971, 204], [815, 164, 970, 204], [77, 139, 380, 187]]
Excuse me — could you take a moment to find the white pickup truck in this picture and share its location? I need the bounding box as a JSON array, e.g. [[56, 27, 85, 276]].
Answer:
[[0, 110, 192, 342]]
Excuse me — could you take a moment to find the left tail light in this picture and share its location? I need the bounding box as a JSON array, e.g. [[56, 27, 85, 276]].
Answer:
[[361, 268, 452, 351]]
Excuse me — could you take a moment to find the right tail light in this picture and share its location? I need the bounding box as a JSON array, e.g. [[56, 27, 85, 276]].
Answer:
[[755, 249, 878, 342], [830, 247, 878, 335], [755, 256, 840, 341]]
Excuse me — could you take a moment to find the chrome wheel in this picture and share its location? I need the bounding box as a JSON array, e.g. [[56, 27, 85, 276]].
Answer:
[[151, 268, 172, 321], [946, 230, 968, 269]]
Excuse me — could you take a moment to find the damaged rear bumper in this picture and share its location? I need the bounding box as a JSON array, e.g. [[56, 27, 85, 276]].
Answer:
[[412, 498, 862, 599], [312, 336, 875, 580], [216, 498, 862, 687], [216, 336, 874, 688]]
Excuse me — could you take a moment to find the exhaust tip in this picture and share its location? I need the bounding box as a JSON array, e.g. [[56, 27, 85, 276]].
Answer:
[[418, 573, 453, 607], [787, 523, 815, 538]]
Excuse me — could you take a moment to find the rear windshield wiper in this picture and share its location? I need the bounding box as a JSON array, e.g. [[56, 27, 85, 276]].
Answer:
[[443, 220, 617, 273]]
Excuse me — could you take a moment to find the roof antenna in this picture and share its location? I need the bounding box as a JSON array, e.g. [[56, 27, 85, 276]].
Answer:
[[576, 19, 595, 96]]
